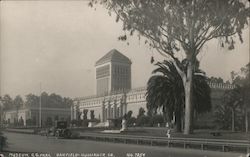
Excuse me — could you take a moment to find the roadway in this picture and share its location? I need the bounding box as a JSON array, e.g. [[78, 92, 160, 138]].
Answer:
[[2, 132, 246, 157]]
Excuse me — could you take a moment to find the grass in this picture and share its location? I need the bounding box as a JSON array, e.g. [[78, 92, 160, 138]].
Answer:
[[119, 127, 250, 140]]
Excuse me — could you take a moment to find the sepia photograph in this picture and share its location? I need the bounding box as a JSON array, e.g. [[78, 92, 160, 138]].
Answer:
[[0, 0, 249, 157]]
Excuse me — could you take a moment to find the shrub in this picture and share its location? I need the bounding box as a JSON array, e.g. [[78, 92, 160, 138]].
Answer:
[[0, 131, 7, 151], [81, 119, 89, 127], [112, 117, 123, 128], [150, 115, 165, 126], [137, 115, 151, 127], [127, 117, 136, 126]]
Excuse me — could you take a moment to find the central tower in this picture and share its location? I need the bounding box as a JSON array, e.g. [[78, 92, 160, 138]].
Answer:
[[95, 49, 132, 96]]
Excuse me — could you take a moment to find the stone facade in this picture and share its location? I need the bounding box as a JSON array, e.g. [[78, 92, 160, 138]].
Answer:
[[73, 83, 234, 123]]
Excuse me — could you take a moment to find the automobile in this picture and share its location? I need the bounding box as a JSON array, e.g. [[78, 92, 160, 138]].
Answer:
[[46, 121, 72, 139]]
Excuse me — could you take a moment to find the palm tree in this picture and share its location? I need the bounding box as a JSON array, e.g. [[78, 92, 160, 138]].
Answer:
[[146, 60, 211, 132]]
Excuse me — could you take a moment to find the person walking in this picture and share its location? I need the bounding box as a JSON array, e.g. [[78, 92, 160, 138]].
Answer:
[[166, 122, 171, 138]]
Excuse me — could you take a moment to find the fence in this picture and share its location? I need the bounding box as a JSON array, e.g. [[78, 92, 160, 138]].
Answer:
[[80, 132, 250, 153]]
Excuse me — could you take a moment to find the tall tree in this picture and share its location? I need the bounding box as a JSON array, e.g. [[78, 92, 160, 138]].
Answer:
[[49, 93, 64, 108], [90, 0, 249, 134], [223, 87, 243, 132], [231, 63, 250, 132], [2, 94, 13, 110], [62, 97, 74, 108], [146, 60, 211, 132], [25, 94, 39, 107]]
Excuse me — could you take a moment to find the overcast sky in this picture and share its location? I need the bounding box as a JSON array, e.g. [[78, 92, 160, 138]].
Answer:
[[0, 1, 249, 98]]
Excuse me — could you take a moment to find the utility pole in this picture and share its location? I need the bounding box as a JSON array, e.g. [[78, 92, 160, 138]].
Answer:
[[39, 83, 42, 128]]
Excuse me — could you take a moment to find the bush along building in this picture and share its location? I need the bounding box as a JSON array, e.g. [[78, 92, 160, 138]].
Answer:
[[72, 49, 236, 128]]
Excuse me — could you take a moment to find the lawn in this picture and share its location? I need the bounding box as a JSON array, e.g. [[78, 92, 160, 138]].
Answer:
[[120, 127, 250, 141]]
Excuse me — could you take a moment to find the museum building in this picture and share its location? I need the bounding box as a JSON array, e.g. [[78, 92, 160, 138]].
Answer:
[[72, 49, 235, 126]]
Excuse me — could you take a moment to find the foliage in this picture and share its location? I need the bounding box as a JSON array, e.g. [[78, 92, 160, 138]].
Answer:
[[0, 131, 7, 151], [214, 103, 244, 131], [13, 95, 24, 110], [149, 114, 165, 127], [3, 92, 73, 111], [146, 60, 211, 131], [208, 77, 224, 84], [137, 108, 145, 118], [127, 117, 136, 126], [136, 115, 151, 127], [215, 63, 250, 131], [83, 109, 88, 120], [90, 0, 249, 134], [2, 94, 13, 111], [41, 92, 72, 108], [126, 110, 133, 119], [113, 117, 123, 128], [90, 110, 95, 120], [25, 94, 39, 107]]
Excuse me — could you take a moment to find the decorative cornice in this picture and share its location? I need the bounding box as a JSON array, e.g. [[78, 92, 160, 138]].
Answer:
[[75, 82, 235, 101]]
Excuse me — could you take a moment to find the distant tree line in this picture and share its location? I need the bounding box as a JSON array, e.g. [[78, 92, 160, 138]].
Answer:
[[0, 92, 73, 111]]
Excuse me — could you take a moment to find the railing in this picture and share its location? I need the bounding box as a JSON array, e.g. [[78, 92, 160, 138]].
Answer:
[[208, 82, 235, 89], [80, 132, 250, 153]]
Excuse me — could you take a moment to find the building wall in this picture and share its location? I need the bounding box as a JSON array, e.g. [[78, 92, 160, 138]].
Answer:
[[5, 111, 17, 124], [73, 83, 235, 126], [126, 88, 147, 117], [95, 62, 131, 96], [4, 107, 70, 126], [96, 63, 111, 95], [111, 62, 131, 92]]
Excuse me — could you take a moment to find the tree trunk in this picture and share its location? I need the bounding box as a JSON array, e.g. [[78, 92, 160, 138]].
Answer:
[[183, 60, 194, 135], [231, 108, 235, 132], [175, 111, 182, 132]]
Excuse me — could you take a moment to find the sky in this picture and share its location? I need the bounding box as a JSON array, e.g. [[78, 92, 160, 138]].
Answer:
[[0, 1, 249, 99]]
